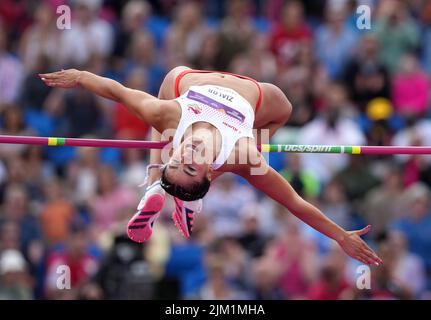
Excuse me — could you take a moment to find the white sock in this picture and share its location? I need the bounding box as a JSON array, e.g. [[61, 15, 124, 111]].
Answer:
[[137, 180, 165, 210]]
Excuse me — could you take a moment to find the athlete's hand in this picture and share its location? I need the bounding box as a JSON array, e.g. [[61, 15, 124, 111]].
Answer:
[[337, 225, 383, 266], [39, 69, 82, 88]]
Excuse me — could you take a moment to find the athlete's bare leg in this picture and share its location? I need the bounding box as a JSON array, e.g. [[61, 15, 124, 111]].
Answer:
[[147, 128, 163, 184]]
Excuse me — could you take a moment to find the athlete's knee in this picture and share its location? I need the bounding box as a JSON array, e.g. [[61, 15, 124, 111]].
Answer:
[[170, 65, 191, 75], [281, 100, 292, 124], [159, 66, 191, 98]]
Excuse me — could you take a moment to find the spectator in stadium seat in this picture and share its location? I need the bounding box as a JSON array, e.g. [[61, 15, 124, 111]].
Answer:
[[62, 88, 103, 138], [0, 184, 42, 261], [298, 83, 366, 183], [0, 221, 20, 252], [0, 26, 24, 104], [44, 224, 99, 299], [392, 54, 429, 117], [39, 178, 75, 246], [22, 146, 55, 202], [164, 217, 210, 299], [387, 230, 427, 298], [319, 179, 352, 230], [120, 147, 148, 191], [392, 183, 431, 274], [191, 31, 220, 71], [276, 66, 315, 127], [262, 216, 319, 299], [216, 0, 256, 70], [315, 3, 358, 79], [251, 256, 285, 300], [333, 155, 379, 202], [280, 153, 320, 199], [307, 244, 351, 300], [269, 0, 312, 67], [0, 249, 33, 299], [66, 147, 99, 209], [112, 0, 152, 60], [373, 0, 419, 73], [122, 31, 166, 95], [57, 0, 113, 66], [0, 105, 33, 159], [362, 165, 404, 238], [88, 234, 155, 299], [342, 34, 391, 111], [90, 165, 137, 236], [213, 237, 254, 293], [164, 1, 210, 68], [205, 174, 257, 237], [237, 205, 269, 258], [113, 69, 150, 139], [198, 257, 251, 300], [19, 53, 54, 111], [18, 2, 60, 72]]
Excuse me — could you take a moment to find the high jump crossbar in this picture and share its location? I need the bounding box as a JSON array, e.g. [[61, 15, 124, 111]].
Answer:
[[0, 135, 430, 155]]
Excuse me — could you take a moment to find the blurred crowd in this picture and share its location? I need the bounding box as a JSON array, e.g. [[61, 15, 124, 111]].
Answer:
[[1, 0, 431, 300]]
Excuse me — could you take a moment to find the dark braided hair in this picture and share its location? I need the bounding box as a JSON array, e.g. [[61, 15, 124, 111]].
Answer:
[[160, 165, 211, 201]]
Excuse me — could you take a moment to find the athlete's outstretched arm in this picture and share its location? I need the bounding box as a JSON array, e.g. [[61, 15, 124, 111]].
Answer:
[[235, 153, 383, 266], [39, 69, 165, 131]]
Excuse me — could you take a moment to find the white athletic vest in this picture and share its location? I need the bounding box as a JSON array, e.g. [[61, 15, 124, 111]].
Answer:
[[173, 85, 255, 169]]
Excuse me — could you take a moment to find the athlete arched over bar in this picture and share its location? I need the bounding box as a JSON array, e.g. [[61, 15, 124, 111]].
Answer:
[[39, 66, 382, 266]]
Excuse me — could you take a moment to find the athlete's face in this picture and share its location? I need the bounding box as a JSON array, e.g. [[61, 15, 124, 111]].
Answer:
[[164, 137, 212, 186]]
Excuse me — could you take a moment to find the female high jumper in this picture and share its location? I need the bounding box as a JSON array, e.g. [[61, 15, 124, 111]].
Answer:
[[39, 66, 382, 266]]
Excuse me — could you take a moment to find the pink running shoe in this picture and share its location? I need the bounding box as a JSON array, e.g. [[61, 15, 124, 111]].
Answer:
[[127, 181, 165, 243], [172, 197, 202, 239]]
